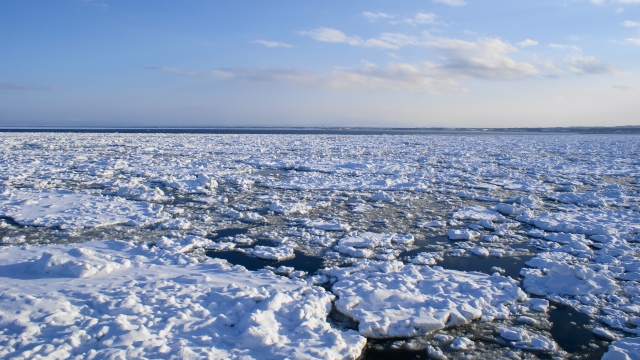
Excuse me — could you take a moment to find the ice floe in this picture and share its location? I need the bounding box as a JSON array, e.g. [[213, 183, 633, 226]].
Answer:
[[603, 338, 640, 360], [0, 189, 168, 228], [325, 260, 527, 339]]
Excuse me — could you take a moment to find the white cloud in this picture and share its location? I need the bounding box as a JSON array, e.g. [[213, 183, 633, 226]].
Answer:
[[298, 28, 418, 49], [517, 39, 538, 47], [424, 37, 540, 80], [549, 43, 582, 51], [621, 20, 640, 27], [152, 33, 544, 95], [398, 12, 439, 25], [543, 61, 564, 72], [566, 56, 626, 75], [252, 40, 293, 48], [627, 38, 640, 45], [149, 63, 453, 93], [298, 28, 358, 44], [300, 29, 539, 80], [362, 12, 394, 22], [616, 7, 625, 13], [150, 37, 539, 94], [431, 0, 467, 6], [613, 83, 639, 91]]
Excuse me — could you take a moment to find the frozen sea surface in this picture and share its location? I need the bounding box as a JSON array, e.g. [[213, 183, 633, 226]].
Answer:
[[1, 132, 640, 359]]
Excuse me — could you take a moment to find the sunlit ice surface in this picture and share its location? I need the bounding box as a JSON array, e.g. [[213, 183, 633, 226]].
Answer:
[[1, 132, 640, 359]]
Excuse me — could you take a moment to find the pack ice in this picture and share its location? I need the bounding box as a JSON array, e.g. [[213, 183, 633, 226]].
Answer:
[[2, 132, 640, 358], [0, 240, 365, 359], [0, 189, 168, 228]]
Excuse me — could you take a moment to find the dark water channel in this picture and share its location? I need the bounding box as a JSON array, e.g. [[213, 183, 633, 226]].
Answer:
[[206, 228, 326, 273], [548, 304, 607, 359], [205, 231, 611, 359]]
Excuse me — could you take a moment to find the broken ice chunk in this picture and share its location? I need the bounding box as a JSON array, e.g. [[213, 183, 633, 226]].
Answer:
[[448, 229, 480, 241]]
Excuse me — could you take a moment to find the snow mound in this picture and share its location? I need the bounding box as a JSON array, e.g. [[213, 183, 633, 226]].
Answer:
[[155, 235, 214, 254], [325, 260, 527, 339], [28, 248, 131, 278]]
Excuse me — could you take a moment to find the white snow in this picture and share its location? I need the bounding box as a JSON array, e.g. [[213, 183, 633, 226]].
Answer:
[[593, 327, 617, 341], [325, 260, 527, 339], [603, 338, 640, 360], [303, 219, 351, 232], [246, 244, 296, 261], [417, 220, 446, 228], [0, 240, 365, 359], [447, 229, 480, 240], [269, 201, 311, 215], [450, 337, 474, 350], [338, 231, 396, 249], [453, 206, 506, 222], [0, 189, 168, 228], [523, 253, 620, 297], [498, 327, 556, 351], [3, 132, 640, 357], [371, 191, 394, 203]]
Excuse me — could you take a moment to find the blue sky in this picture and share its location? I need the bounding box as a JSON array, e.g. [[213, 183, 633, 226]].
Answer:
[[1, 0, 639, 127]]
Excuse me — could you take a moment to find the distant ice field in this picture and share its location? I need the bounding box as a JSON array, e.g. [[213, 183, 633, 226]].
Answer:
[[1, 132, 639, 359]]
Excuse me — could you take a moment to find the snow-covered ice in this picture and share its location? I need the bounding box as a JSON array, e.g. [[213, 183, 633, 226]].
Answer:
[[0, 189, 168, 228], [0, 240, 365, 359], [603, 338, 640, 360], [325, 260, 526, 339], [2, 132, 640, 358]]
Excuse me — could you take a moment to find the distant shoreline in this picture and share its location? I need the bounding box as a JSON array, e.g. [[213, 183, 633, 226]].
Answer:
[[1, 126, 640, 135]]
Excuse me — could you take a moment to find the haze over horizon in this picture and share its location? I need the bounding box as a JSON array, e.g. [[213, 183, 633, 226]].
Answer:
[[1, 1, 639, 128]]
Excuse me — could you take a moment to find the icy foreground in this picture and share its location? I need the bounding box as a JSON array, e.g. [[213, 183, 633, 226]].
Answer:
[[1, 132, 640, 358], [0, 241, 365, 359]]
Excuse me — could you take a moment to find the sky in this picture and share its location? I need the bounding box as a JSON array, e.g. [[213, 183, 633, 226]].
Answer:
[[0, 0, 639, 128]]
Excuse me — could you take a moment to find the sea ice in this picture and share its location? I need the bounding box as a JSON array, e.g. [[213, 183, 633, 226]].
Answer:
[[269, 201, 311, 215], [452, 206, 506, 222], [448, 229, 480, 240], [0, 240, 366, 359], [325, 260, 527, 339], [0, 189, 169, 228], [523, 253, 620, 297], [603, 338, 640, 360], [246, 244, 296, 261]]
